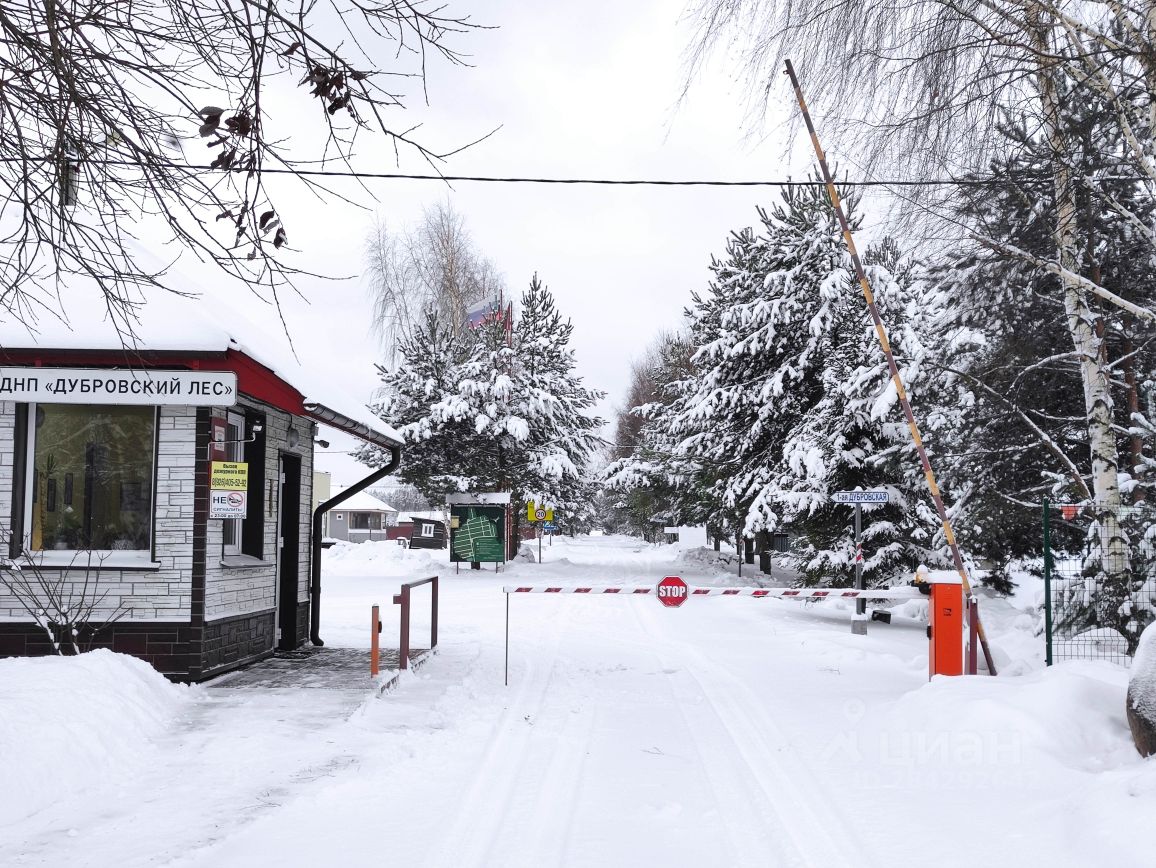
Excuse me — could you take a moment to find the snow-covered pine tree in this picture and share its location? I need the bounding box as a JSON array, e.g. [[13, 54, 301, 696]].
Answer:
[[359, 276, 604, 539], [662, 218, 794, 544], [603, 331, 698, 540], [355, 309, 483, 494], [619, 182, 936, 584], [503, 274, 605, 536], [774, 236, 941, 586]]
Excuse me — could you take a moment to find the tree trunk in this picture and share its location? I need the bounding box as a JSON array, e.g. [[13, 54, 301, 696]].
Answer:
[[1033, 13, 1132, 635]]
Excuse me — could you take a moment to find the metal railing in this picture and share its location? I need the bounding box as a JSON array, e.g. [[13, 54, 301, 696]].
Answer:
[[370, 575, 440, 676], [393, 575, 438, 670]]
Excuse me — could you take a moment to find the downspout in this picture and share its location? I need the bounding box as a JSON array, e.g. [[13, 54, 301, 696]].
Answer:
[[309, 444, 401, 646]]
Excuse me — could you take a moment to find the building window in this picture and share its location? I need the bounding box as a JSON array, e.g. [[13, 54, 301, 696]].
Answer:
[[334, 513, 343, 520], [219, 410, 266, 559], [221, 410, 244, 556], [350, 512, 381, 530], [27, 404, 156, 552], [419, 522, 435, 539]]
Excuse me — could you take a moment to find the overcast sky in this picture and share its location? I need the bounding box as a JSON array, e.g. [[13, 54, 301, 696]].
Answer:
[[247, 1, 815, 486]]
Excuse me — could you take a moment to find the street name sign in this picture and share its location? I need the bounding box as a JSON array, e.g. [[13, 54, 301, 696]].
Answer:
[[831, 490, 889, 504]]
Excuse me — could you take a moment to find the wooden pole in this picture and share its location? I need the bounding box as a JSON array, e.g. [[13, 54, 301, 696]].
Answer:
[[784, 59, 997, 674]]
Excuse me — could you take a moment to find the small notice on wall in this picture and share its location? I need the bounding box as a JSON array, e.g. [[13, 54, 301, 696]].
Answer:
[[210, 490, 248, 519], [209, 461, 249, 520], [210, 461, 248, 490]]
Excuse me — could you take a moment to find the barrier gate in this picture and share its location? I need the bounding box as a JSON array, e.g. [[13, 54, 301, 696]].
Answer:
[[502, 573, 979, 685]]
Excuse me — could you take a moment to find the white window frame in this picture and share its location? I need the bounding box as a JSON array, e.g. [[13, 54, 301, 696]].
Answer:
[[419, 522, 435, 539], [221, 410, 245, 557], [23, 402, 160, 568]]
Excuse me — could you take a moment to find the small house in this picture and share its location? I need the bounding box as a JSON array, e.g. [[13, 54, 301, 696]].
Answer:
[[327, 489, 397, 543], [397, 511, 447, 549]]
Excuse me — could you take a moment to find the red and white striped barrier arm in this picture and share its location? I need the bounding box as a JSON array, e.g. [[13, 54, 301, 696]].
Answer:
[[501, 585, 924, 600]]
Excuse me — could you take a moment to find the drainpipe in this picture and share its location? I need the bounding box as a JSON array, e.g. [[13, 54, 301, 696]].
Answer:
[[309, 445, 401, 646]]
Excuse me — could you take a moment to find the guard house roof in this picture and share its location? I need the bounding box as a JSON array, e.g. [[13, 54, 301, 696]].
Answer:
[[0, 265, 401, 450]]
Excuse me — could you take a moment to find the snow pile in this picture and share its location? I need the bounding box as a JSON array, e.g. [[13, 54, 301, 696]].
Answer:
[[321, 539, 438, 574], [1130, 623, 1156, 722], [882, 662, 1132, 767], [677, 545, 738, 568], [0, 649, 189, 827]]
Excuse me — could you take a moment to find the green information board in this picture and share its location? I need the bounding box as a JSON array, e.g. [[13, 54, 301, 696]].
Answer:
[[450, 505, 506, 563]]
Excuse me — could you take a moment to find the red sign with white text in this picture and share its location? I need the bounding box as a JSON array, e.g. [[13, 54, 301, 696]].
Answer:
[[656, 575, 689, 608]]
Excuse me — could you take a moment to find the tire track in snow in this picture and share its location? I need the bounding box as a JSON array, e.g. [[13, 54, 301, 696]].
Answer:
[[630, 599, 876, 868], [511, 698, 598, 867], [623, 600, 807, 867], [420, 602, 577, 868]]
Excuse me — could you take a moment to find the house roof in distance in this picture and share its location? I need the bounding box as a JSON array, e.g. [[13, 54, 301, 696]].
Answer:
[[331, 489, 396, 513], [399, 510, 448, 524], [0, 253, 401, 449]]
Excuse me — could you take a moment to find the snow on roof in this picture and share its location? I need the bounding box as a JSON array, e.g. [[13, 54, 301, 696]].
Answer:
[[399, 510, 447, 523], [0, 247, 400, 446], [332, 489, 396, 513]]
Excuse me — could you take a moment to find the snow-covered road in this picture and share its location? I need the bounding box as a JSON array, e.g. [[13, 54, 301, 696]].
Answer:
[[3, 535, 1153, 867]]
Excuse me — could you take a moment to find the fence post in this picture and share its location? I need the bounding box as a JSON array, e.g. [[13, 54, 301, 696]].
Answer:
[[431, 577, 439, 651], [1043, 497, 1053, 666], [399, 585, 411, 670], [370, 604, 380, 677]]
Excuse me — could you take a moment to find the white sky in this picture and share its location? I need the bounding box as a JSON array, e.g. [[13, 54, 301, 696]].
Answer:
[[217, 1, 816, 485]]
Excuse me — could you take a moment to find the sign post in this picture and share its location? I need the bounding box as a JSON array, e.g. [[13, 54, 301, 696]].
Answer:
[[526, 501, 556, 563], [831, 490, 889, 634]]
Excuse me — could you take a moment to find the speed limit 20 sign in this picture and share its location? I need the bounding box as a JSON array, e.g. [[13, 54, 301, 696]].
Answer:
[[656, 575, 689, 608]]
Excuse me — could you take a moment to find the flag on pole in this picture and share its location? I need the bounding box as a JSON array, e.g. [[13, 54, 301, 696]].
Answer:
[[464, 299, 492, 329]]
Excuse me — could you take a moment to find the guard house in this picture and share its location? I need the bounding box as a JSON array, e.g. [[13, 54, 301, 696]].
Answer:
[[0, 286, 402, 681]]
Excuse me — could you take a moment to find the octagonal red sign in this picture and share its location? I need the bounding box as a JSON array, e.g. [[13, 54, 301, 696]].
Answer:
[[656, 575, 689, 608]]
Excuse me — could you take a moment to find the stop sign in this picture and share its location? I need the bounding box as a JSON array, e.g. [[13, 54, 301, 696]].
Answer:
[[656, 575, 689, 608]]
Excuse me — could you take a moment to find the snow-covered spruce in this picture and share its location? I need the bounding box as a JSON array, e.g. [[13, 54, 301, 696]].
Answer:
[[358, 275, 604, 534], [611, 183, 940, 586]]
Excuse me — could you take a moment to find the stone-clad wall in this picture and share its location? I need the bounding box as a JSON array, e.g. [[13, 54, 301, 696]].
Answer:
[[202, 398, 313, 645], [0, 403, 195, 621]]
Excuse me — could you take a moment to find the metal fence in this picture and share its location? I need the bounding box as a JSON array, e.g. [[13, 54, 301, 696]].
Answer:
[[1044, 500, 1156, 666]]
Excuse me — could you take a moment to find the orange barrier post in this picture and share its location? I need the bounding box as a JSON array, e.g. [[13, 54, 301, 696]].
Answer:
[[928, 575, 964, 678], [370, 604, 381, 677]]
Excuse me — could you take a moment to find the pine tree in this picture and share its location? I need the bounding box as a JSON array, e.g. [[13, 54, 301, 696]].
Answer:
[[503, 275, 605, 534], [603, 331, 697, 540], [774, 237, 939, 586], [613, 183, 938, 585], [359, 275, 604, 539]]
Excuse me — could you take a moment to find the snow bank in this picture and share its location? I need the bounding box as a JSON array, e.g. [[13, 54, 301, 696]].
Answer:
[[0, 649, 190, 827], [322, 539, 439, 574], [884, 662, 1133, 768], [677, 545, 738, 568]]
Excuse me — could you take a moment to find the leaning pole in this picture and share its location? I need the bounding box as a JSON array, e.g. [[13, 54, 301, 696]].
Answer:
[[783, 59, 997, 675]]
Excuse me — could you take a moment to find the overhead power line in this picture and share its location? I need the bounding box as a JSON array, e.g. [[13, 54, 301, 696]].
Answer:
[[0, 156, 1092, 187]]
